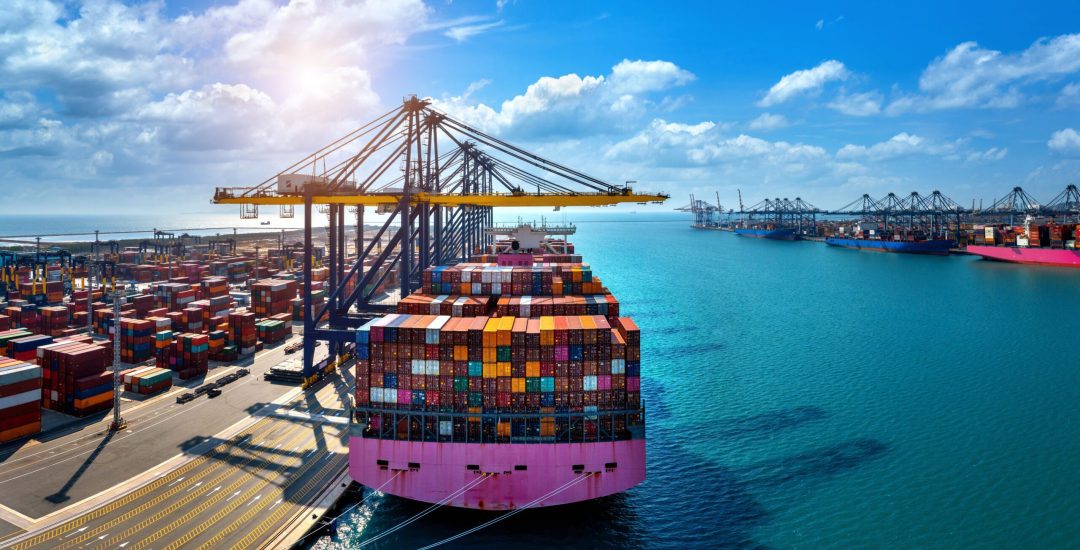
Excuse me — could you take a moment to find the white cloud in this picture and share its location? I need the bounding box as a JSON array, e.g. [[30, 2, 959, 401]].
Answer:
[[828, 90, 883, 116], [747, 113, 789, 131], [445, 20, 504, 42], [0, 0, 443, 212], [1058, 82, 1080, 107], [966, 147, 1008, 162], [758, 60, 849, 107], [1048, 128, 1080, 156], [433, 59, 695, 137], [606, 118, 826, 171], [837, 133, 961, 161], [888, 33, 1080, 114], [609, 59, 695, 94], [815, 19, 824, 30]]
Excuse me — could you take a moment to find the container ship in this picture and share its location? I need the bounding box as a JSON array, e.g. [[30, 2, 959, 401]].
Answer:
[[825, 228, 953, 255], [734, 226, 796, 240], [966, 218, 1080, 268], [349, 225, 645, 510]]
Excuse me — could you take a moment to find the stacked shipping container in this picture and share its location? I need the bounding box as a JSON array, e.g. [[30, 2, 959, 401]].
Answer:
[[251, 279, 298, 317], [0, 358, 42, 443]]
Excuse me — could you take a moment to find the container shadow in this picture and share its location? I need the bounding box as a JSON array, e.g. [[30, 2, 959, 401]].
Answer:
[[709, 405, 828, 441], [736, 438, 889, 490]]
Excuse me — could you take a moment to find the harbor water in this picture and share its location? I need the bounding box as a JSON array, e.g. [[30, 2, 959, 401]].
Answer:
[[308, 214, 1080, 548]]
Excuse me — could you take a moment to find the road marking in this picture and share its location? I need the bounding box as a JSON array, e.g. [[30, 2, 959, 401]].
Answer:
[[231, 454, 348, 550], [165, 477, 184, 488], [8, 376, 343, 550], [186, 482, 204, 493], [16, 419, 283, 549], [246, 495, 261, 507], [270, 499, 282, 510], [44, 425, 311, 550], [88, 427, 314, 550], [225, 491, 242, 502]]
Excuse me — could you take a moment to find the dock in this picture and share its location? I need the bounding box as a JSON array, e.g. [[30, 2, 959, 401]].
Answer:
[[0, 334, 351, 550]]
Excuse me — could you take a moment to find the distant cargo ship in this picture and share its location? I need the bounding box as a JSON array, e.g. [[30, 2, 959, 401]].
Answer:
[[966, 218, 1080, 268], [825, 237, 953, 255], [966, 246, 1080, 268], [734, 227, 796, 240]]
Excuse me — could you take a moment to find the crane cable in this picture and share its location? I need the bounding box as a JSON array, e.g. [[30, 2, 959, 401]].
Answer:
[[288, 471, 401, 548], [357, 473, 492, 547], [416, 472, 595, 550]]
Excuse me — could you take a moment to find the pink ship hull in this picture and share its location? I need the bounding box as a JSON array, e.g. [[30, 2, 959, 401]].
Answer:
[[349, 437, 646, 510], [967, 245, 1080, 268]]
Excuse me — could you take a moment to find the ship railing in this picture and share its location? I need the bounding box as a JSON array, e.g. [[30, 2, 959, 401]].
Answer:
[[352, 404, 645, 444]]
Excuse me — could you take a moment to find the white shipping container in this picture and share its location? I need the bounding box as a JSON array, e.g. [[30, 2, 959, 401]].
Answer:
[[0, 389, 39, 410], [611, 359, 625, 374], [0, 364, 41, 385], [583, 375, 598, 392], [439, 420, 453, 436]]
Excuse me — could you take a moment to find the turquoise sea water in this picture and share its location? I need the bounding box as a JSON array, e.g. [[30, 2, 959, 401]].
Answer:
[[301, 215, 1080, 549]]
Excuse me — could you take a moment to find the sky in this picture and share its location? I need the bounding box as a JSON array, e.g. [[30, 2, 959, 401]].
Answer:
[[2, 0, 1080, 215]]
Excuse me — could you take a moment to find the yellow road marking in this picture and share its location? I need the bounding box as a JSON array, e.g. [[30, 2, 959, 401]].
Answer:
[[50, 419, 306, 550], [12, 377, 344, 550], [11, 417, 282, 550], [233, 454, 349, 550], [201, 451, 347, 550], [100, 427, 317, 550], [154, 440, 326, 550]]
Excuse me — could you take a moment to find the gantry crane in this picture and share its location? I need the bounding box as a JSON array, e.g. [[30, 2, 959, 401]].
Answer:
[[211, 96, 668, 379]]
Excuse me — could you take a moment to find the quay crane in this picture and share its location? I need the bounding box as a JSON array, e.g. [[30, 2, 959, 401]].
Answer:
[[675, 193, 722, 228], [211, 96, 668, 380]]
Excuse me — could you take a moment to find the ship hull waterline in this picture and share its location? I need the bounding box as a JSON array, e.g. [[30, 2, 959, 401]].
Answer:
[[966, 245, 1080, 268], [825, 237, 954, 256], [349, 436, 646, 510], [734, 228, 797, 240]]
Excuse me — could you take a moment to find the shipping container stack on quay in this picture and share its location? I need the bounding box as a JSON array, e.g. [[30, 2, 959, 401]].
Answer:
[[211, 97, 668, 516], [0, 235, 324, 449]]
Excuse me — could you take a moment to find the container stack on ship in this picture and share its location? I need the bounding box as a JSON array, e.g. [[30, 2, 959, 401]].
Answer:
[[350, 224, 646, 510], [965, 216, 1080, 268]]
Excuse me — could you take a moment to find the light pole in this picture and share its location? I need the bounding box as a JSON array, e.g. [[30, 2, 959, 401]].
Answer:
[[110, 284, 125, 431]]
